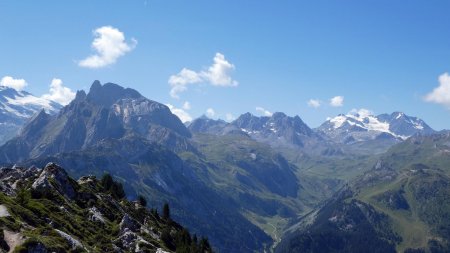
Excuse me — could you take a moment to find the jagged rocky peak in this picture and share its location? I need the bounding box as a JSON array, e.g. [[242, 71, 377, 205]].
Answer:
[[24, 109, 51, 128], [228, 112, 329, 153], [32, 162, 76, 199], [0, 162, 75, 198], [268, 112, 313, 135], [232, 112, 263, 130], [11, 109, 53, 153], [188, 115, 230, 134], [0, 80, 193, 163], [86, 80, 142, 107], [233, 111, 313, 136], [377, 111, 435, 137], [74, 89, 87, 101]]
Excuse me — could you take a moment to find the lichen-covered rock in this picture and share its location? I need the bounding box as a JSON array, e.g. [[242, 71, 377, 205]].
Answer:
[[120, 214, 140, 233], [88, 207, 106, 224], [55, 229, 84, 250], [117, 230, 138, 249], [0, 165, 40, 196], [77, 175, 97, 186], [32, 163, 76, 199]]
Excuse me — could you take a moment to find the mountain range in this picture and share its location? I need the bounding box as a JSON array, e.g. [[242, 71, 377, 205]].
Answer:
[[316, 110, 435, 154], [0, 80, 445, 253], [188, 110, 435, 156]]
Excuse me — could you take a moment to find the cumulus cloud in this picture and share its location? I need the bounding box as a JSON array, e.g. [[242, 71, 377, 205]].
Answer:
[[166, 104, 192, 123], [424, 72, 450, 108], [168, 68, 203, 99], [206, 108, 215, 117], [307, 99, 321, 108], [203, 53, 238, 87], [79, 26, 137, 68], [225, 113, 235, 122], [0, 76, 28, 91], [255, 106, 272, 116], [330, 96, 344, 107], [168, 53, 238, 98], [349, 108, 373, 118], [42, 78, 76, 105]]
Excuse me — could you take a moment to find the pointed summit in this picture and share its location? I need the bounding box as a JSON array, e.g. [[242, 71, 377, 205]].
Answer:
[[0, 80, 191, 163], [86, 81, 142, 107]]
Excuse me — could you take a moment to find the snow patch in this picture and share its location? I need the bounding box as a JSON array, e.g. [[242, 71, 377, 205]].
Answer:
[[5, 94, 55, 112], [330, 115, 347, 128], [240, 128, 259, 135], [413, 121, 424, 130], [326, 110, 417, 139], [395, 112, 404, 119]]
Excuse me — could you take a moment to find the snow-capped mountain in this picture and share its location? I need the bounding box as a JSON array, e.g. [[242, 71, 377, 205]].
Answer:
[[0, 86, 62, 144], [316, 110, 435, 144]]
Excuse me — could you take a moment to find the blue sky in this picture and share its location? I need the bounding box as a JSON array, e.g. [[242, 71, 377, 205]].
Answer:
[[1, 1, 450, 129]]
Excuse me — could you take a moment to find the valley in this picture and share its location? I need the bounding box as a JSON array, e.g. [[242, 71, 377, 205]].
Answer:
[[0, 81, 446, 252], [2, 2, 449, 252]]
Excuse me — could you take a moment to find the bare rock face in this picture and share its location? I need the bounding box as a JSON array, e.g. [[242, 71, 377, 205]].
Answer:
[[32, 162, 76, 199], [119, 214, 140, 233], [0, 81, 192, 164], [55, 229, 84, 250], [88, 207, 106, 224], [356, 160, 398, 188], [116, 214, 156, 251], [0, 165, 40, 196]]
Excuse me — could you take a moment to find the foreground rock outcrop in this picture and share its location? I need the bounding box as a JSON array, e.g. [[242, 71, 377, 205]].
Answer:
[[0, 163, 213, 253]]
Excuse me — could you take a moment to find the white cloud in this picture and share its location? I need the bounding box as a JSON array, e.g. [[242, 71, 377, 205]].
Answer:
[[307, 99, 321, 108], [41, 78, 76, 105], [255, 106, 272, 116], [182, 101, 191, 110], [424, 72, 450, 108], [225, 113, 235, 122], [349, 108, 373, 118], [79, 26, 137, 68], [0, 76, 28, 91], [206, 108, 215, 117], [330, 96, 344, 107], [203, 53, 238, 87], [166, 104, 192, 123], [168, 53, 238, 98]]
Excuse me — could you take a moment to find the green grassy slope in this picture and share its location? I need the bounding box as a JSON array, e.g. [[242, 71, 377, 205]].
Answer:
[[0, 164, 213, 253], [276, 133, 450, 253]]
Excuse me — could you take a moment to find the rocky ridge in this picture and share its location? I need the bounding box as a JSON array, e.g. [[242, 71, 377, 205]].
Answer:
[[0, 163, 213, 253]]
